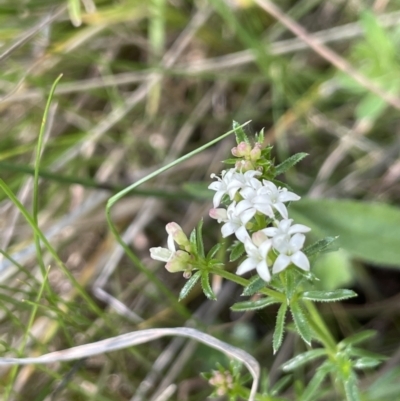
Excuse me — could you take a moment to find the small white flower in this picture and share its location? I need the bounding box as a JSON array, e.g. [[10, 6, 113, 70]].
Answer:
[[221, 202, 249, 242], [262, 219, 310, 247], [236, 238, 272, 282], [236, 185, 275, 220], [150, 233, 176, 263], [253, 181, 300, 219], [208, 169, 237, 208], [227, 169, 261, 197], [272, 233, 310, 274]]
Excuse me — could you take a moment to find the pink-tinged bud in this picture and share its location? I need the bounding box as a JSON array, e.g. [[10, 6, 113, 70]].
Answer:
[[209, 208, 227, 223], [166, 222, 190, 247], [231, 146, 239, 157], [235, 159, 254, 172], [237, 141, 252, 156], [250, 143, 262, 161], [252, 231, 268, 247], [165, 250, 191, 273]]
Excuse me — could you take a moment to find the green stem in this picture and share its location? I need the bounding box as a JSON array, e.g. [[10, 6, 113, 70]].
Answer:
[[208, 266, 286, 302]]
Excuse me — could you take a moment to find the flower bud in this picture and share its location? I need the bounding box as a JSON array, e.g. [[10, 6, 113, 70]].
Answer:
[[250, 143, 262, 161], [252, 231, 268, 247], [231, 141, 251, 157], [235, 159, 254, 172], [166, 222, 190, 248], [165, 250, 191, 273], [209, 208, 227, 223]]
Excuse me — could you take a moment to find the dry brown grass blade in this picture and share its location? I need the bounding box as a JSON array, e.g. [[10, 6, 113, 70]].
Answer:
[[0, 327, 260, 401], [255, 0, 400, 111]]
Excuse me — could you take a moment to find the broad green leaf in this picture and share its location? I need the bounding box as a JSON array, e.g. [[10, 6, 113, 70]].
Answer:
[[230, 241, 245, 262], [312, 249, 354, 291], [304, 236, 338, 257], [301, 289, 357, 302], [196, 219, 205, 258], [301, 361, 333, 401], [232, 120, 250, 144], [273, 303, 287, 354], [231, 297, 279, 312], [340, 330, 376, 347], [207, 243, 223, 260], [178, 271, 201, 301], [201, 272, 217, 301], [274, 152, 308, 176], [242, 276, 265, 296], [291, 199, 400, 268], [282, 348, 326, 372], [290, 302, 311, 345]]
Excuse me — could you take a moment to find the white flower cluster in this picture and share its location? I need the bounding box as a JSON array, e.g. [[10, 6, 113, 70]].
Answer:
[[208, 168, 311, 282]]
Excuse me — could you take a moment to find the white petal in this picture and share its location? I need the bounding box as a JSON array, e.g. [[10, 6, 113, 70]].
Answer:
[[150, 247, 173, 262], [290, 233, 306, 251], [291, 251, 310, 271], [235, 200, 253, 215], [259, 240, 272, 258], [278, 190, 300, 202], [261, 227, 278, 237], [239, 208, 256, 224], [288, 223, 311, 234], [208, 181, 221, 191], [235, 226, 250, 243], [167, 234, 176, 252], [254, 203, 274, 218], [221, 222, 237, 238], [273, 202, 288, 219], [236, 258, 256, 275], [272, 254, 291, 274], [212, 191, 225, 208], [256, 260, 271, 282], [279, 219, 293, 232]]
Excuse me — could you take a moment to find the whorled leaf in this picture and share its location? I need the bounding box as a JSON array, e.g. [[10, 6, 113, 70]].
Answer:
[[231, 297, 279, 312], [290, 301, 311, 346], [301, 289, 357, 302], [201, 272, 217, 301], [273, 303, 287, 354], [281, 349, 327, 372], [274, 152, 308, 176], [178, 271, 201, 301], [242, 276, 265, 296]]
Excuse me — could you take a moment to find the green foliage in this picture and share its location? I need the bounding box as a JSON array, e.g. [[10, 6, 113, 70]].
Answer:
[[281, 349, 326, 372], [291, 199, 400, 268], [273, 303, 287, 354], [301, 289, 357, 302], [290, 302, 311, 345], [201, 272, 217, 301], [231, 297, 279, 312], [232, 120, 250, 144], [229, 241, 245, 262], [179, 271, 201, 301], [242, 276, 265, 296], [274, 152, 308, 176]]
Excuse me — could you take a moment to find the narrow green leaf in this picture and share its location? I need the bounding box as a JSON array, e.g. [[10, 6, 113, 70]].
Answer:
[[343, 372, 361, 401], [255, 128, 264, 144], [285, 269, 296, 300], [304, 237, 338, 257], [233, 120, 250, 144], [301, 361, 333, 401], [230, 241, 245, 262], [201, 272, 217, 301], [340, 330, 376, 347], [273, 303, 287, 354], [349, 347, 387, 361], [282, 349, 326, 372], [207, 243, 223, 260], [274, 152, 308, 176], [242, 276, 265, 296], [189, 228, 197, 254], [68, 0, 82, 27], [196, 218, 205, 258], [353, 357, 382, 370], [301, 289, 357, 302], [231, 297, 278, 312], [223, 158, 240, 164], [270, 374, 292, 396], [290, 302, 311, 345], [178, 271, 201, 301]]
